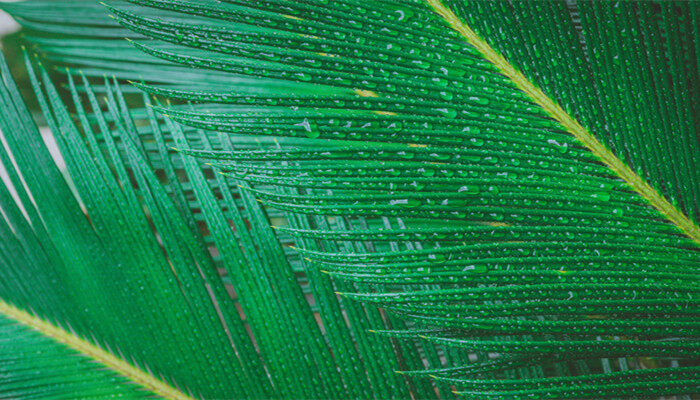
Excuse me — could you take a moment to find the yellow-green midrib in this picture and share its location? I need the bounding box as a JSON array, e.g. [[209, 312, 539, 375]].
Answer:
[[425, 0, 700, 245], [0, 299, 195, 400]]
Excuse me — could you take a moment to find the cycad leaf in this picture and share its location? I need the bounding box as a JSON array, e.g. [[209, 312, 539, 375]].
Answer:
[[100, 0, 698, 397], [0, 36, 426, 400], [0, 54, 211, 398], [1, 0, 699, 399], [0, 301, 187, 400]]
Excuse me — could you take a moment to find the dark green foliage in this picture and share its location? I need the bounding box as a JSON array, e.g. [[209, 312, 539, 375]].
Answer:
[[0, 1, 698, 399]]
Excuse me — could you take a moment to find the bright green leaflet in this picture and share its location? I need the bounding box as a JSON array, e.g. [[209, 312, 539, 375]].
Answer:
[[0, 0, 699, 399]]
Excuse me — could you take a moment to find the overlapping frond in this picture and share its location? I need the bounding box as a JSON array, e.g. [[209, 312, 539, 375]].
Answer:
[[101, 0, 698, 398], [0, 0, 698, 399], [0, 11, 436, 397]]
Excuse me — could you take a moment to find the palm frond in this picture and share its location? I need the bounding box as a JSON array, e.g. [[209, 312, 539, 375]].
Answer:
[[0, 301, 187, 400], [0, 45, 425, 400], [0, 0, 698, 399], [0, 52, 266, 399]]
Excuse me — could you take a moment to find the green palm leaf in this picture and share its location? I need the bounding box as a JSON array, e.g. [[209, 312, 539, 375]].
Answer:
[[0, 0, 698, 399], [0, 301, 187, 400], [0, 28, 420, 400]]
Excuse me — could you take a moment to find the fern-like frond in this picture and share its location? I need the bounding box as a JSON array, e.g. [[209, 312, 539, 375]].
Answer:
[[0, 52, 267, 399], [0, 0, 698, 399], [0, 40, 427, 400], [103, 0, 699, 397], [0, 300, 191, 400]]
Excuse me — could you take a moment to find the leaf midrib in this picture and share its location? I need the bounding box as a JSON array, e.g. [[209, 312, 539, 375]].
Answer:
[[0, 299, 194, 400], [426, 0, 700, 246]]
